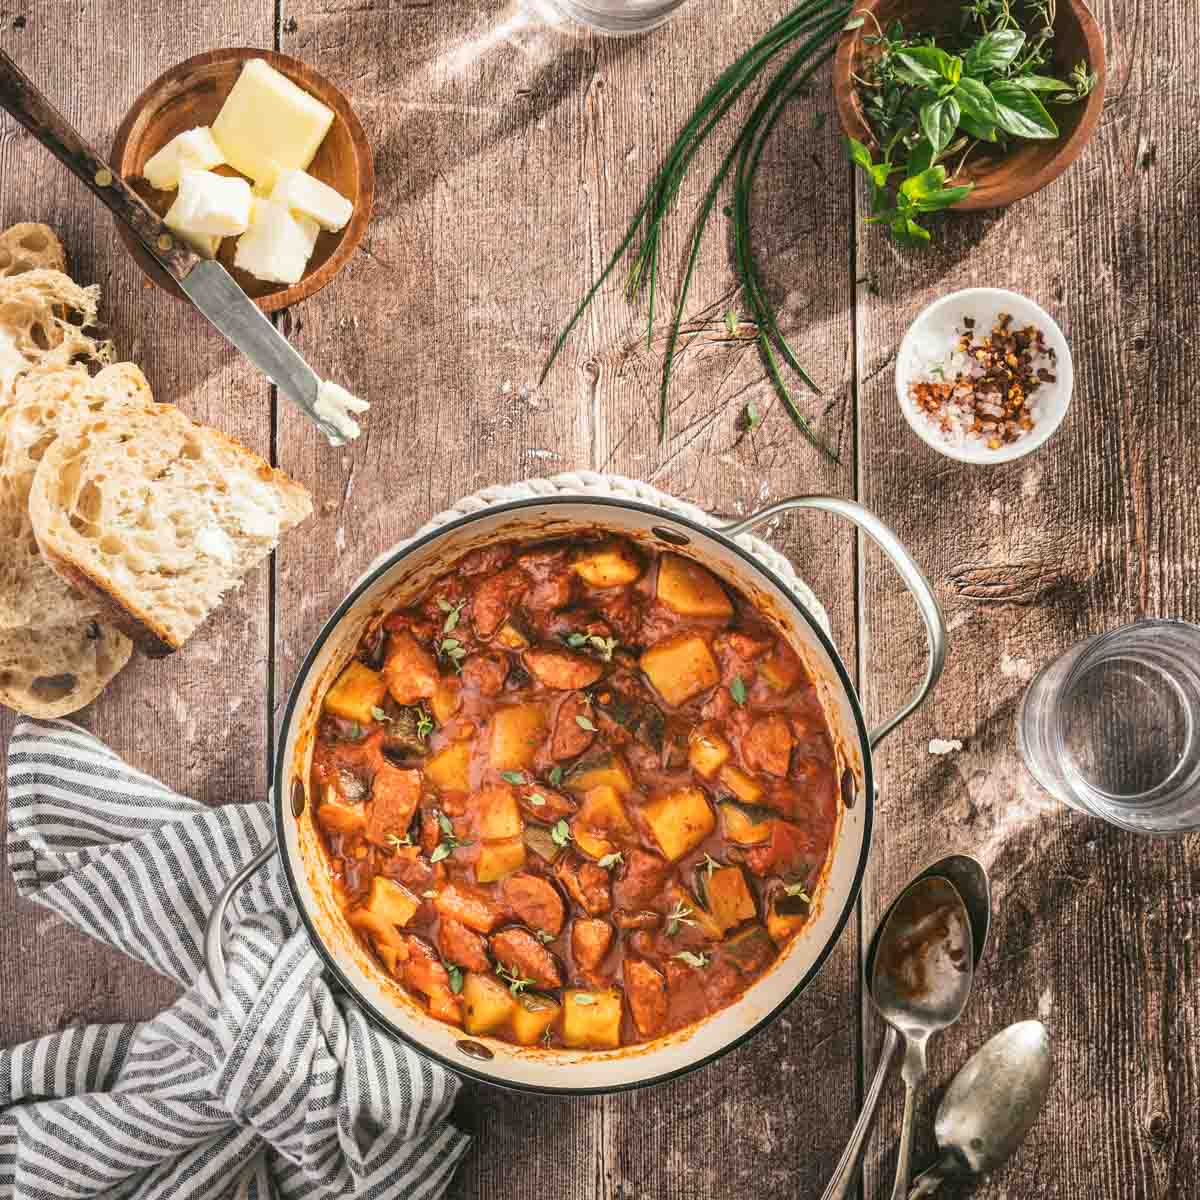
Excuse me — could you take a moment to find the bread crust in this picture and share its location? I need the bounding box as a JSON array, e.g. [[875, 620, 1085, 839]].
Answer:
[[0, 223, 67, 278]]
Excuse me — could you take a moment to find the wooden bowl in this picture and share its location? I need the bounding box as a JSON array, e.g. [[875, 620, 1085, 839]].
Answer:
[[111, 48, 374, 312], [834, 0, 1105, 210]]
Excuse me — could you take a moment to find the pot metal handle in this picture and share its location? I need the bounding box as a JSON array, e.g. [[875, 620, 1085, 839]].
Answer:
[[717, 496, 945, 748], [202, 837, 278, 994]]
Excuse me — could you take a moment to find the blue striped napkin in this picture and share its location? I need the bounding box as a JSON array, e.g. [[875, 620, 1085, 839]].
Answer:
[[1, 717, 470, 1200]]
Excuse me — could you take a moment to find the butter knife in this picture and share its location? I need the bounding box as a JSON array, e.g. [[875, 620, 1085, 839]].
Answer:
[[0, 47, 359, 445]]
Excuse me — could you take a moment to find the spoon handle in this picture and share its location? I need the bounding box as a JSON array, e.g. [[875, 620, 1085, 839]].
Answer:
[[889, 1077, 920, 1200], [818, 1024, 901, 1200]]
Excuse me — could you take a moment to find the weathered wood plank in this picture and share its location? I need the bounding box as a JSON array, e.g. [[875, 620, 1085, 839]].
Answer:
[[0, 0, 274, 1040], [855, 1, 1200, 1197]]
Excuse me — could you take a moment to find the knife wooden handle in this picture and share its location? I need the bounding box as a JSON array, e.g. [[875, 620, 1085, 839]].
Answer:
[[0, 48, 199, 282]]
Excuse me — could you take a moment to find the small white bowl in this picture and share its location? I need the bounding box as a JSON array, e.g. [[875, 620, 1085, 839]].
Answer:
[[895, 287, 1073, 464]]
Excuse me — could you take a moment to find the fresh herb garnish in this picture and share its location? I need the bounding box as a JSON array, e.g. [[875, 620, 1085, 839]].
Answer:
[[575, 714, 598, 733], [371, 706, 390, 723], [700, 853, 722, 879], [730, 676, 748, 706], [564, 631, 618, 662], [534, 929, 556, 944], [497, 963, 533, 994], [673, 950, 711, 969], [384, 833, 412, 852], [526, 792, 547, 807], [541, 1, 855, 456], [430, 811, 472, 863], [847, 0, 1096, 245], [573, 993, 597, 1006], [783, 880, 812, 902], [438, 638, 467, 671], [414, 708, 434, 740], [665, 899, 696, 936], [501, 771, 528, 785], [597, 851, 624, 870], [548, 766, 564, 787], [346, 721, 364, 741], [542, 1026, 554, 1045], [437, 597, 466, 633], [551, 819, 572, 848], [445, 962, 464, 994]]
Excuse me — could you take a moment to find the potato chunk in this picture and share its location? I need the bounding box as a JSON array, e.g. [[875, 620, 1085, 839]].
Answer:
[[758, 641, 804, 693], [639, 634, 721, 707], [511, 993, 561, 1046], [476, 837, 527, 883], [382, 630, 440, 705], [688, 725, 731, 779], [489, 703, 548, 771], [719, 764, 764, 805], [656, 554, 733, 619], [560, 989, 623, 1049], [474, 784, 523, 840], [317, 795, 366, 835], [642, 786, 715, 861], [348, 877, 420, 945], [324, 660, 387, 724], [577, 784, 634, 838], [425, 740, 473, 792], [462, 972, 516, 1037], [573, 542, 642, 588]]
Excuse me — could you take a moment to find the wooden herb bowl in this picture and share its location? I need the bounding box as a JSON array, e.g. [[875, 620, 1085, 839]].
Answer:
[[833, 0, 1105, 210], [111, 48, 374, 312]]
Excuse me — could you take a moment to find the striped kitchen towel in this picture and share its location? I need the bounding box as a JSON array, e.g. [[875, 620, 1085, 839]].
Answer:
[[1, 717, 470, 1200]]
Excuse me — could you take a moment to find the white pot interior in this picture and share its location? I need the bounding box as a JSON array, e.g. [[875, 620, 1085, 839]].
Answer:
[[276, 497, 872, 1092]]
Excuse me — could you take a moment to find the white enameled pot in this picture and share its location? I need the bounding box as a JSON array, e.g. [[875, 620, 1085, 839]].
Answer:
[[205, 491, 945, 1094]]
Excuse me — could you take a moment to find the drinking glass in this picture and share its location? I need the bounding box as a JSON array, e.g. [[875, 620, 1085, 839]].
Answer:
[[526, 0, 690, 34], [1017, 619, 1200, 835]]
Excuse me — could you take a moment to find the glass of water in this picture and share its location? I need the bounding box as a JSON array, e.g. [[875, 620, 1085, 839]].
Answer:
[[526, 0, 690, 34], [1017, 619, 1200, 835]]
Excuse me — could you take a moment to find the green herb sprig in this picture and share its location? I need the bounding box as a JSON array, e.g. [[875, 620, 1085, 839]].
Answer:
[[541, 0, 856, 456]]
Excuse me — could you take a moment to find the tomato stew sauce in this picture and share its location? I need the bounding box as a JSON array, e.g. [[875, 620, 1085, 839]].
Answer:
[[311, 535, 839, 1051]]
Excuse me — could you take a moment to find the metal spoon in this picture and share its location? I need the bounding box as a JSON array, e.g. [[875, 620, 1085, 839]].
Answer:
[[820, 854, 991, 1200], [908, 1020, 1053, 1198]]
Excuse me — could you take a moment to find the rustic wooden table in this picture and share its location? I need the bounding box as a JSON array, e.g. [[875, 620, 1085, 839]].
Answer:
[[1, 2, 1196, 1197]]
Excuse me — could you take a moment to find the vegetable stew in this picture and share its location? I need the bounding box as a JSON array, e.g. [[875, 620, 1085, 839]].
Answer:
[[310, 534, 840, 1050]]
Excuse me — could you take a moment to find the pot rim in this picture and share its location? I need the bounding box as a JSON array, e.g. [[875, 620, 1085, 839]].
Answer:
[[272, 493, 875, 1094]]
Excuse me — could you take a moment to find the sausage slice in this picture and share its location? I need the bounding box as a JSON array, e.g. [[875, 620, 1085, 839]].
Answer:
[[623, 958, 668, 1039], [489, 927, 563, 990], [501, 872, 566, 935]]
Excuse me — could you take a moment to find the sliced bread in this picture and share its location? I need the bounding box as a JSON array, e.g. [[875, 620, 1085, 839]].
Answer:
[[0, 362, 154, 630], [0, 618, 132, 718], [0, 223, 67, 278], [0, 268, 111, 411], [29, 402, 313, 655]]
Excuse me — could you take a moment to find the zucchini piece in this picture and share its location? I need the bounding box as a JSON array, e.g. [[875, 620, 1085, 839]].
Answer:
[[642, 786, 715, 861], [718, 764, 764, 805], [565, 752, 634, 796], [426, 740, 473, 792], [462, 973, 517, 1036], [511, 992, 561, 1046], [324, 660, 388, 724], [639, 633, 721, 707], [719, 801, 772, 846], [656, 554, 733, 619], [523, 823, 563, 864], [561, 988, 623, 1049], [723, 925, 777, 975], [489, 702, 548, 771]]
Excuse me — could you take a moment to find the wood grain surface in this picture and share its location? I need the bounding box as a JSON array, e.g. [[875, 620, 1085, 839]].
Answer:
[[1, 1, 1196, 1198]]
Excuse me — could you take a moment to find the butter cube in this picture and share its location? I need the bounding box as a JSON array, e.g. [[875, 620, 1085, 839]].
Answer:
[[173, 169, 252, 237], [233, 199, 313, 285], [142, 126, 226, 191], [271, 168, 353, 232], [163, 195, 221, 259], [212, 59, 334, 188]]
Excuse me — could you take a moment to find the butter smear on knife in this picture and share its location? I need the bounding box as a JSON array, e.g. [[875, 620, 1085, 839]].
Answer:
[[315, 381, 369, 444]]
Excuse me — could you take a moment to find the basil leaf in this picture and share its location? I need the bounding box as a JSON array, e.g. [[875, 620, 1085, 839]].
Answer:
[[1010, 73, 1073, 93], [869, 161, 894, 190], [958, 112, 998, 142], [900, 167, 949, 202], [906, 139, 936, 177], [893, 51, 940, 88], [919, 95, 960, 157], [901, 45, 961, 83], [989, 81, 1059, 139], [955, 76, 999, 125], [964, 29, 1026, 76], [914, 184, 973, 212], [846, 136, 875, 171], [890, 215, 931, 247]]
